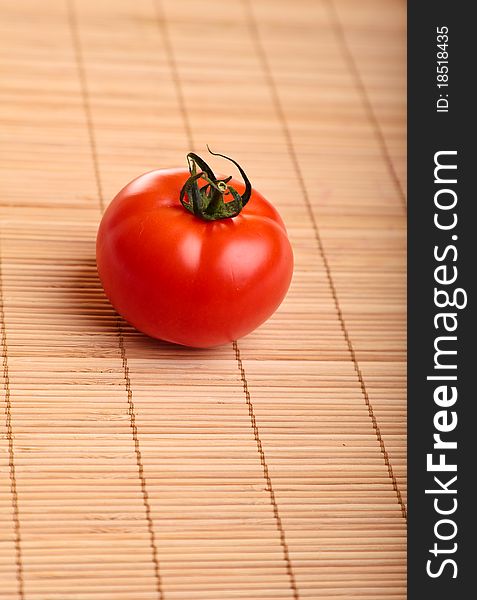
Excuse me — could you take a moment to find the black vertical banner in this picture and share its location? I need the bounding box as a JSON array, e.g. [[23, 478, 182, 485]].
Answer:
[[408, 2, 474, 598]]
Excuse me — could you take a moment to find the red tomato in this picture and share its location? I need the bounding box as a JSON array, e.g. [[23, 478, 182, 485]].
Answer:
[[96, 151, 293, 348]]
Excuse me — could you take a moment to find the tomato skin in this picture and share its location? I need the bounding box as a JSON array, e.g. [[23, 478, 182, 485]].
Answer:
[[96, 168, 293, 348]]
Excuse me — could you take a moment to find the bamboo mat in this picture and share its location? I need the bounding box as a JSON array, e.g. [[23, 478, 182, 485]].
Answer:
[[0, 0, 406, 598]]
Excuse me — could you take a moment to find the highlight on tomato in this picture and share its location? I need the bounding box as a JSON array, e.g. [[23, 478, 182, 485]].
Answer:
[[96, 148, 294, 348]]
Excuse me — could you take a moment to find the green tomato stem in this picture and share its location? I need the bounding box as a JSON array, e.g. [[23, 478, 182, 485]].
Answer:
[[179, 148, 252, 221]]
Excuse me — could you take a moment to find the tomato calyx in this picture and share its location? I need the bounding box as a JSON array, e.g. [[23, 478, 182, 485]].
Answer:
[[179, 147, 252, 221]]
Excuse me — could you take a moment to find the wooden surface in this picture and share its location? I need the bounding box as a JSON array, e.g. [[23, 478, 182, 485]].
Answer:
[[0, 0, 406, 598]]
